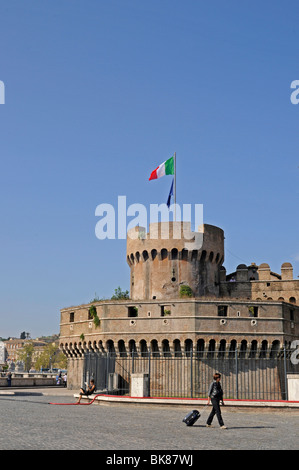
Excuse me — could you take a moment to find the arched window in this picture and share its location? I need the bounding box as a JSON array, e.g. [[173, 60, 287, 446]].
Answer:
[[161, 249, 168, 260], [140, 339, 148, 357], [240, 340, 247, 358], [173, 339, 182, 357], [185, 339, 193, 357], [171, 248, 178, 260], [249, 340, 258, 358], [129, 339, 137, 356], [229, 340, 237, 357], [270, 340, 280, 357], [197, 339, 205, 357], [150, 339, 160, 357], [106, 340, 115, 355], [218, 339, 226, 357], [260, 340, 268, 358], [118, 340, 127, 357], [162, 339, 171, 357], [208, 339, 216, 357]]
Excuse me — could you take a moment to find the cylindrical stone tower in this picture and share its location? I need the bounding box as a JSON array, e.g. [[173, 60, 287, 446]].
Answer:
[[126, 222, 224, 300]]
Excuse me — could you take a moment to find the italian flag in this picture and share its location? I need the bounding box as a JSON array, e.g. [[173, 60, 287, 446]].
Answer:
[[149, 156, 174, 181]]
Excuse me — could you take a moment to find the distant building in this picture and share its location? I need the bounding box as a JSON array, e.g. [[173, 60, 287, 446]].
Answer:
[[0, 341, 5, 364], [4, 338, 48, 366], [4, 338, 26, 363]]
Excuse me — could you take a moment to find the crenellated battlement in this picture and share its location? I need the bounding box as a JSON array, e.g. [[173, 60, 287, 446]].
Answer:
[[219, 261, 298, 304], [222, 261, 294, 282]]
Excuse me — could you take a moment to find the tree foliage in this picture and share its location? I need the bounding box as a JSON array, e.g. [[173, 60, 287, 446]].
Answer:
[[111, 286, 129, 300], [179, 285, 193, 298], [34, 343, 67, 370], [17, 342, 34, 370]]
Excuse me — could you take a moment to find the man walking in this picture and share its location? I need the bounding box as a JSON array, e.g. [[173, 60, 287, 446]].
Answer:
[[206, 373, 227, 429]]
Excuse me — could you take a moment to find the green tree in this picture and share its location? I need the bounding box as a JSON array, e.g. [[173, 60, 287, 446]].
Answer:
[[53, 350, 68, 369], [111, 286, 129, 300], [17, 342, 34, 371], [35, 343, 67, 371]]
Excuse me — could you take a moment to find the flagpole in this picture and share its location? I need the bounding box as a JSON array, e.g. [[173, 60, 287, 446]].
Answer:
[[174, 152, 176, 221]]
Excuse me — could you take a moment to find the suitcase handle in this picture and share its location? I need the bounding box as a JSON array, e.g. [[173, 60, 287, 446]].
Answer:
[[199, 403, 209, 413]]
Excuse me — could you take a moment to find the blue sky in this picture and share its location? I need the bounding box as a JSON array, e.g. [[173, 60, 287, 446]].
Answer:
[[0, 0, 298, 338]]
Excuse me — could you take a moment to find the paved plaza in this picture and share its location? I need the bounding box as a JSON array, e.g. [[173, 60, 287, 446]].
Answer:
[[0, 388, 298, 451]]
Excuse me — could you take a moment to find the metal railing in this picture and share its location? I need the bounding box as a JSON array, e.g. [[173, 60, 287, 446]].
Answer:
[[83, 349, 299, 401]]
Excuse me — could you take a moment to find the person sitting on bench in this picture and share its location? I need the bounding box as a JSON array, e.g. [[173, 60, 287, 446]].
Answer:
[[77, 379, 96, 403]]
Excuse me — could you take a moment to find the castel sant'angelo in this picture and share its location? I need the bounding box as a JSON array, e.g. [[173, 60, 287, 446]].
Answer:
[[59, 217, 299, 387]]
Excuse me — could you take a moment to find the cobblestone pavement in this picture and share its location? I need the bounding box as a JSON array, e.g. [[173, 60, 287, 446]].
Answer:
[[0, 389, 298, 451]]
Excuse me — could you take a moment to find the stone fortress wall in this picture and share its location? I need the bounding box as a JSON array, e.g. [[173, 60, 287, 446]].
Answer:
[[59, 222, 299, 389]]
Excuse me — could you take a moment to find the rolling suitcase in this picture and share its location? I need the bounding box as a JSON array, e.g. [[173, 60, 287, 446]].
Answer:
[[182, 409, 200, 426]]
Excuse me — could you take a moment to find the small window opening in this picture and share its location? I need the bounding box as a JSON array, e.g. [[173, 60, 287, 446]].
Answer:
[[161, 305, 171, 316], [128, 306, 138, 317], [218, 305, 228, 317], [249, 306, 258, 317]]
